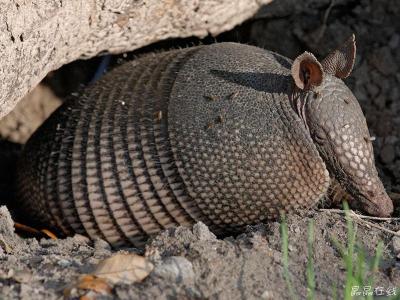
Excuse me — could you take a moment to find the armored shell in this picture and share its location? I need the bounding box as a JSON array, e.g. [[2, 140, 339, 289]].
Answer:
[[16, 43, 334, 247]]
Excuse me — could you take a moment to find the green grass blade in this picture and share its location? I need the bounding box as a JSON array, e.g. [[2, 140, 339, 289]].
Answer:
[[330, 202, 388, 299], [355, 245, 366, 286], [306, 219, 315, 300], [371, 241, 383, 273], [366, 241, 383, 300], [343, 202, 356, 300], [280, 214, 297, 300]]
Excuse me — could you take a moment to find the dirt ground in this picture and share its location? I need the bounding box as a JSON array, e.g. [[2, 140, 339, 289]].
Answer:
[[0, 205, 398, 300], [0, 0, 399, 299]]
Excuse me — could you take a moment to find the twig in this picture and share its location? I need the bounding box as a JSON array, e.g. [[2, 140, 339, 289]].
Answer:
[[317, 0, 336, 42], [320, 208, 400, 221], [320, 208, 400, 237], [353, 218, 400, 237]]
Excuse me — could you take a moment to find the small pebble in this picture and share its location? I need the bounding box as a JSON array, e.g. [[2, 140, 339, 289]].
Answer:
[[57, 259, 72, 268], [153, 256, 194, 284], [392, 233, 400, 255], [40, 238, 58, 248], [28, 256, 43, 265], [193, 222, 216, 241], [94, 239, 111, 251], [261, 290, 274, 299], [72, 234, 90, 245]]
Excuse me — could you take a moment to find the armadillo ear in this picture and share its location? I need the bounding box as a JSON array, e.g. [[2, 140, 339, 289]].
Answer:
[[321, 34, 356, 79], [291, 52, 324, 90]]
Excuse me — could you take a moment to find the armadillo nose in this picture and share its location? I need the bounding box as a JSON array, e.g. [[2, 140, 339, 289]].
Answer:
[[362, 191, 394, 217]]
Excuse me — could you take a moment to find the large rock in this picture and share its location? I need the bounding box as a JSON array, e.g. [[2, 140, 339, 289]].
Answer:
[[0, 0, 272, 118]]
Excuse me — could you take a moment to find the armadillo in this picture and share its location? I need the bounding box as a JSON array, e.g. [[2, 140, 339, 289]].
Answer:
[[15, 35, 394, 247]]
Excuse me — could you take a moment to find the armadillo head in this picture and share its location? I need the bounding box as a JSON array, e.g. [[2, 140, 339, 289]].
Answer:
[[290, 35, 393, 217]]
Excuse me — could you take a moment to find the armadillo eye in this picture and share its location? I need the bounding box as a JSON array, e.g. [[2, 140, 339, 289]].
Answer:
[[314, 131, 326, 145]]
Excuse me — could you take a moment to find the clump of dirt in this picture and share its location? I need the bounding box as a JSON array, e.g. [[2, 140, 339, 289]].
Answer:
[[0, 205, 398, 299], [142, 214, 399, 300]]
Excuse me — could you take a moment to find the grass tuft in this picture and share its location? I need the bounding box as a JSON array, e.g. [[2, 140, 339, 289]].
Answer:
[[280, 202, 388, 300], [331, 202, 385, 300]]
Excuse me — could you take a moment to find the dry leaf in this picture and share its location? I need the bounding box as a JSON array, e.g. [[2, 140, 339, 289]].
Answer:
[[64, 253, 153, 298], [77, 275, 112, 293], [93, 253, 154, 284], [64, 275, 112, 298]]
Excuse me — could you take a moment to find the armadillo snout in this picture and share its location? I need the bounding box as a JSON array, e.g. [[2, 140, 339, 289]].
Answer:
[[356, 185, 393, 217], [334, 142, 393, 217]]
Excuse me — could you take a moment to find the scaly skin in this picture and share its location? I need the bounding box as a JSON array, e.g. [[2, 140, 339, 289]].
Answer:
[[15, 41, 393, 247]]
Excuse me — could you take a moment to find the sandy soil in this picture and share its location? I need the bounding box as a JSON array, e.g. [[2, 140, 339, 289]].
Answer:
[[0, 205, 398, 299], [0, 0, 399, 299]]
